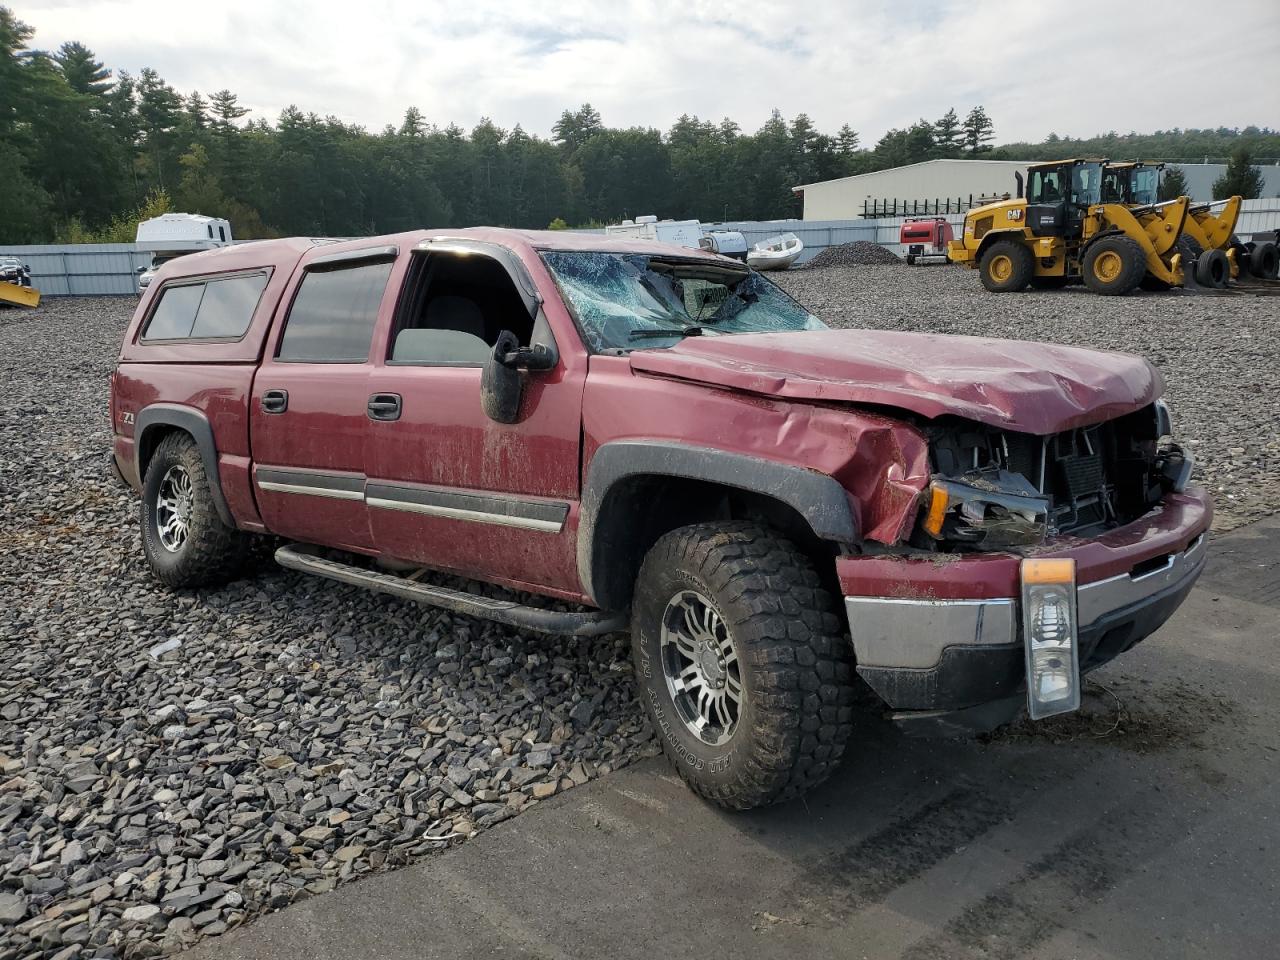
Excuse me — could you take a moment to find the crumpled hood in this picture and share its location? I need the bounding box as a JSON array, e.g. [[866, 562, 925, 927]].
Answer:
[[628, 329, 1162, 435]]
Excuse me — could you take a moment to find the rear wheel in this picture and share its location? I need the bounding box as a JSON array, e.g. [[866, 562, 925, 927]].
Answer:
[[142, 432, 250, 588], [978, 240, 1034, 292], [630, 522, 855, 810], [1082, 236, 1146, 295]]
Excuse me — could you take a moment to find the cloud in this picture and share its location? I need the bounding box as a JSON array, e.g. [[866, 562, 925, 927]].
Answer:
[[17, 0, 1280, 143]]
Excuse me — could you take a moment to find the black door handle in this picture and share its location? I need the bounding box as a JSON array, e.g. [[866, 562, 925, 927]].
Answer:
[[367, 393, 402, 421], [261, 389, 288, 414]]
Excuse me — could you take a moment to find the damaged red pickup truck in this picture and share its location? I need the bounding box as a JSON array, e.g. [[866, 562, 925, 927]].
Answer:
[[110, 229, 1210, 809]]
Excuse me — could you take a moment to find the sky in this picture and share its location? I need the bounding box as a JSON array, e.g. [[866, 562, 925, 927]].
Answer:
[[16, 0, 1280, 144]]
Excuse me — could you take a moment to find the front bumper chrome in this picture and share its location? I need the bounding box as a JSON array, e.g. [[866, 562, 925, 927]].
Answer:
[[844, 537, 1203, 711]]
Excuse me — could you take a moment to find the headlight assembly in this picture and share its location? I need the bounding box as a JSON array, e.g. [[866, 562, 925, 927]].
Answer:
[[921, 470, 1049, 548]]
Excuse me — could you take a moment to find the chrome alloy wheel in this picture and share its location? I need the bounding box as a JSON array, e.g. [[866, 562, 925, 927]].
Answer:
[[659, 590, 742, 746], [155, 464, 193, 552]]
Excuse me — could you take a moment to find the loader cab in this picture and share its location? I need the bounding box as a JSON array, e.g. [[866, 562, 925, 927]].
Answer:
[[1103, 162, 1162, 206], [1025, 159, 1105, 240]]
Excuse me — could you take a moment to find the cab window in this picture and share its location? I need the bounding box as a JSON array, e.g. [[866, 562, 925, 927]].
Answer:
[[387, 252, 533, 366], [277, 259, 394, 362], [1028, 169, 1062, 204]]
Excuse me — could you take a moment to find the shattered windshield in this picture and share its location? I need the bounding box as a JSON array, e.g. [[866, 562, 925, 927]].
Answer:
[[541, 251, 827, 352]]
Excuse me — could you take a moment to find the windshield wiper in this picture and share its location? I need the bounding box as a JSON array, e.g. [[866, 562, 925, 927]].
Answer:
[[628, 325, 704, 341]]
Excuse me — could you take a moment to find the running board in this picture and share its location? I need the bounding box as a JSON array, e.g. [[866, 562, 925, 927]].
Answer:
[[274, 543, 627, 637]]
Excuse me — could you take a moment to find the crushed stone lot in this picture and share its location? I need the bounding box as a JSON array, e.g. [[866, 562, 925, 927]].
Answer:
[[0, 297, 652, 959], [2, 269, 1277, 959], [777, 264, 1280, 531]]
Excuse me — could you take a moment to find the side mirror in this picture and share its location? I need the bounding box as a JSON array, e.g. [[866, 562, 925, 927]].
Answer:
[[481, 331, 525, 424], [136, 265, 147, 274]]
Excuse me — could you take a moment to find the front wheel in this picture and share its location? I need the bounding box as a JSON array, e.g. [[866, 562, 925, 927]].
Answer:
[[630, 522, 855, 810], [1082, 235, 1146, 295], [978, 240, 1034, 292]]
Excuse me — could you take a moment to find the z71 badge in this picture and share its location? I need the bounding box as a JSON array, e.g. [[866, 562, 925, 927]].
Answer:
[[1006, 209, 1024, 221]]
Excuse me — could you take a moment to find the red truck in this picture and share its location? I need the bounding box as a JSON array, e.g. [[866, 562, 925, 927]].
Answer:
[[110, 228, 1210, 809]]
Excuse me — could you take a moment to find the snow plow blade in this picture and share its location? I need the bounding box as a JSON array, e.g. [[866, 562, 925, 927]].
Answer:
[[0, 283, 40, 308]]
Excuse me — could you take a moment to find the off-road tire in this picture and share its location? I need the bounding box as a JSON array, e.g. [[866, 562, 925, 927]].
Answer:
[[1248, 241, 1278, 279], [141, 432, 249, 588], [1195, 248, 1230, 288], [978, 240, 1034, 292], [630, 522, 855, 810], [1082, 235, 1146, 295]]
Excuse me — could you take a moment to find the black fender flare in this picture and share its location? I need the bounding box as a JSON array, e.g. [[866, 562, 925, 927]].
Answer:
[[578, 440, 859, 607], [134, 403, 234, 527]]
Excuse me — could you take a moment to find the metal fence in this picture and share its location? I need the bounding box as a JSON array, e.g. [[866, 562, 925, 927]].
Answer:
[[0, 243, 151, 296], [7, 199, 1279, 295]]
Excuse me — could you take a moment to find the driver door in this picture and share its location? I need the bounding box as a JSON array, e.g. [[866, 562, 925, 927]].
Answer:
[[363, 243, 587, 600]]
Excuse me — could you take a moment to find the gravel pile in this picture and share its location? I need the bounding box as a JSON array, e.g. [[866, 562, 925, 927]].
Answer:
[[776, 264, 1280, 531], [803, 240, 902, 268], [0, 298, 651, 959]]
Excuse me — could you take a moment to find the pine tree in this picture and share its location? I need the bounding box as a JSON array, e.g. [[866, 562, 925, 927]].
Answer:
[[208, 89, 248, 130], [1212, 146, 1264, 199], [0, 7, 35, 137], [53, 41, 111, 98], [962, 105, 994, 154], [399, 106, 424, 137], [836, 124, 860, 155], [551, 103, 602, 152], [136, 67, 182, 187], [933, 108, 961, 156], [184, 91, 208, 129], [1158, 165, 1188, 201]]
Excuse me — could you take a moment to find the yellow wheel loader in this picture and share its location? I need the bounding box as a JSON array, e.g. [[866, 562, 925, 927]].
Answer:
[[947, 159, 1190, 295], [1104, 161, 1275, 286], [1103, 161, 1204, 289]]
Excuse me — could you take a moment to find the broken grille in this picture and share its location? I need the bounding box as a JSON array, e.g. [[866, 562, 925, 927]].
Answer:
[[932, 412, 1159, 539]]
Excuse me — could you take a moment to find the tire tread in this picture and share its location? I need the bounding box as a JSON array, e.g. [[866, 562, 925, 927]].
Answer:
[[634, 521, 855, 809]]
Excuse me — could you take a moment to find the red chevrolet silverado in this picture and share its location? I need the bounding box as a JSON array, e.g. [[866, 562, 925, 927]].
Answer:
[[110, 228, 1210, 809]]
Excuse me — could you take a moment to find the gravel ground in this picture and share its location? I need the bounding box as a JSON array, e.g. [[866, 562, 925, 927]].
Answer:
[[776, 263, 1280, 531], [3, 269, 1277, 959], [0, 299, 652, 959]]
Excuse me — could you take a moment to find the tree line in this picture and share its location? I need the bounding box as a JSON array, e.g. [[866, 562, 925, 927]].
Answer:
[[0, 7, 1274, 245]]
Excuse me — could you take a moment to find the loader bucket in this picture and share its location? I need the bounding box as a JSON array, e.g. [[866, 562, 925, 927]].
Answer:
[[0, 283, 40, 308]]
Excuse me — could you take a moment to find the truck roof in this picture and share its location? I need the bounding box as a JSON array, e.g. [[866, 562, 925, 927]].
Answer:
[[160, 228, 726, 280]]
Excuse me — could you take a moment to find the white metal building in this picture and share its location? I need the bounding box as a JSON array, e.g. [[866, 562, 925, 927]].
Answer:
[[794, 160, 1027, 219], [795, 159, 1280, 219]]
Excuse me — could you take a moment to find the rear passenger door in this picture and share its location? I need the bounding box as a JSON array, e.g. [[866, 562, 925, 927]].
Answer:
[[249, 246, 399, 553]]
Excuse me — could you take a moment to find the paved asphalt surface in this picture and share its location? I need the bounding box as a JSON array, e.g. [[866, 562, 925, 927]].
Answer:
[[182, 517, 1280, 960]]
